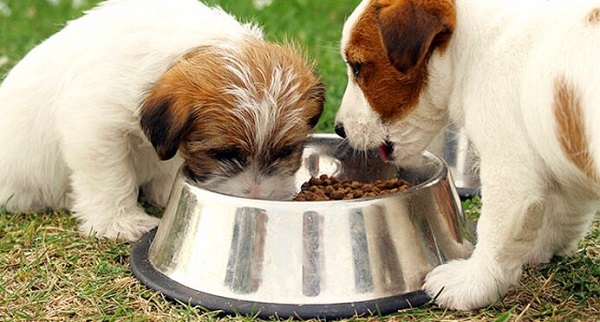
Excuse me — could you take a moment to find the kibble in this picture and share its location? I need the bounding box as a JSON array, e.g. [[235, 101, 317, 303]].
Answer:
[[294, 174, 411, 201]]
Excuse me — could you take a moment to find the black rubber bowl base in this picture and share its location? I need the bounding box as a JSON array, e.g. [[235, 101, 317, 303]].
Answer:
[[130, 229, 431, 320], [457, 187, 480, 201]]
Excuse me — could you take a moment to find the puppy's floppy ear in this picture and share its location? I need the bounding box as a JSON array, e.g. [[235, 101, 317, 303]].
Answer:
[[140, 87, 195, 161], [374, 0, 455, 74]]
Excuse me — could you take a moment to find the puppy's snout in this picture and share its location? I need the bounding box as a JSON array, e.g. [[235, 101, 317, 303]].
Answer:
[[334, 123, 347, 138], [248, 183, 261, 199]]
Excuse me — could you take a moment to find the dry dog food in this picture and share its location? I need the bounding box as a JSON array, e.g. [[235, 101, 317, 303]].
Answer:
[[294, 174, 412, 201]]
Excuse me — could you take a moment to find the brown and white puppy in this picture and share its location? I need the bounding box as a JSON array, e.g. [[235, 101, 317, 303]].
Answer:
[[0, 0, 324, 242], [142, 41, 324, 201], [335, 0, 600, 310]]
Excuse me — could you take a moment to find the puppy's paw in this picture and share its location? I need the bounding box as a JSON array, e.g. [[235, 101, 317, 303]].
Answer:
[[79, 211, 160, 242], [525, 249, 554, 266], [423, 259, 507, 310]]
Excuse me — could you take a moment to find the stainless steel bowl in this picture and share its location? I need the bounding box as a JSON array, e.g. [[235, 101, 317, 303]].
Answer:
[[131, 134, 474, 319]]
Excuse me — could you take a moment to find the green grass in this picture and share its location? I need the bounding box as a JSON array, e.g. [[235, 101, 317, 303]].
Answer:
[[1, 1, 599, 321], [1, 204, 598, 321]]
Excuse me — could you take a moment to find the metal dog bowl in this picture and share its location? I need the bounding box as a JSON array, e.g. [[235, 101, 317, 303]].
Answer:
[[428, 122, 480, 199], [131, 134, 474, 319]]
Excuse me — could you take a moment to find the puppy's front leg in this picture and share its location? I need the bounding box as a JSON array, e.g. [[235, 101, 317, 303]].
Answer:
[[423, 156, 546, 310], [63, 126, 159, 242], [70, 167, 159, 242], [141, 163, 180, 207]]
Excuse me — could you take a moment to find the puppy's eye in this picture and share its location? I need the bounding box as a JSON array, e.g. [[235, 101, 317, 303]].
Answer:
[[277, 146, 298, 159], [350, 62, 363, 78], [210, 147, 244, 163]]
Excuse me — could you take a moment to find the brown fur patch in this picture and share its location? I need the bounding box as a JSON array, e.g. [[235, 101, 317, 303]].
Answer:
[[553, 76, 598, 181], [587, 8, 600, 24], [141, 37, 324, 180], [344, 0, 455, 122]]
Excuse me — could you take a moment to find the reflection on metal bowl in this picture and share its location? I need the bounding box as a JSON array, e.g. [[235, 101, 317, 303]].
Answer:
[[131, 134, 474, 319]]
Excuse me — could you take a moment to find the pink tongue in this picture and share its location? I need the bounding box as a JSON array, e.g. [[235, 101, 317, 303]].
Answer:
[[378, 144, 390, 163]]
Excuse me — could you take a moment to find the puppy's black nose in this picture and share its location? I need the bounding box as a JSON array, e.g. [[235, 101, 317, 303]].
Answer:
[[334, 124, 346, 138]]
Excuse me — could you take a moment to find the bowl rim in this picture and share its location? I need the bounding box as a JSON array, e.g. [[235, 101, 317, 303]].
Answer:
[[179, 133, 448, 205]]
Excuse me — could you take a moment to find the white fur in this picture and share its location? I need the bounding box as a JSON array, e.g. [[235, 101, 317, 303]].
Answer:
[[0, 0, 270, 241], [338, 0, 600, 310]]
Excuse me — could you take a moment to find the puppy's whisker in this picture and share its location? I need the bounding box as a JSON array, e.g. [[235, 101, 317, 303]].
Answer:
[[334, 137, 349, 151]]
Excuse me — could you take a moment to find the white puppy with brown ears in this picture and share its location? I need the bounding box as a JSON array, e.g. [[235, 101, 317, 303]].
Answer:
[[0, 0, 324, 242], [336, 0, 600, 310]]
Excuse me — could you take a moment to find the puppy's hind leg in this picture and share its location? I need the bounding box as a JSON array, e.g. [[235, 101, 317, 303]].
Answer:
[[62, 122, 159, 242], [423, 156, 548, 310], [528, 191, 597, 264], [552, 209, 596, 257]]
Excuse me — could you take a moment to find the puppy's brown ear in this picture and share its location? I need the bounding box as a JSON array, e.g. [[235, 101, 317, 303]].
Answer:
[[306, 81, 326, 128], [375, 0, 455, 74], [140, 89, 195, 161]]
